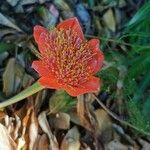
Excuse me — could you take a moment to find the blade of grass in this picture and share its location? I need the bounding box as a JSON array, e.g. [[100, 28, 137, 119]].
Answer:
[[125, 1, 150, 30]]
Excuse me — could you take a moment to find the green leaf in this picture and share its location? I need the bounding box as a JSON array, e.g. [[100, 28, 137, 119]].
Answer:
[[0, 43, 15, 54], [49, 90, 76, 114], [0, 82, 44, 109]]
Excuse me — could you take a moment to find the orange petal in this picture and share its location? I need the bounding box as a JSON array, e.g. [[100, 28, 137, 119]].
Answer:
[[32, 60, 53, 77], [38, 77, 62, 89], [64, 77, 100, 96], [38, 31, 50, 53], [89, 52, 104, 74], [33, 25, 48, 43], [88, 39, 104, 74], [57, 17, 84, 40], [88, 39, 100, 53]]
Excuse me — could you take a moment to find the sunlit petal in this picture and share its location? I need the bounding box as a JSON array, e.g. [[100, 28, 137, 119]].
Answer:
[[57, 17, 84, 40]]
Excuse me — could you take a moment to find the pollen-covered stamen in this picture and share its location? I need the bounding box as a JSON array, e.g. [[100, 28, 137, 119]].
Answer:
[[39, 28, 96, 87]]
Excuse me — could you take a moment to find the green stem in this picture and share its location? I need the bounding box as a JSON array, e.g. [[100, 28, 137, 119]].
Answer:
[[0, 82, 44, 109], [92, 94, 150, 137]]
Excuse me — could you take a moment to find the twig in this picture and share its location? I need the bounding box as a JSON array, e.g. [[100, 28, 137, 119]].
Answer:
[[85, 34, 150, 48], [92, 93, 150, 137]]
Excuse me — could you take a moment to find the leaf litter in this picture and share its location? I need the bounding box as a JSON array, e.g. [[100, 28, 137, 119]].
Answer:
[[0, 0, 150, 150]]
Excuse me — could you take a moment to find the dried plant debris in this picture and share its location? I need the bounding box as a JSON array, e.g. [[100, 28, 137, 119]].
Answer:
[[0, 0, 150, 149]]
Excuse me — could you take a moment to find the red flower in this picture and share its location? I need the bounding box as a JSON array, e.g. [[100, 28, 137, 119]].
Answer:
[[32, 17, 104, 96]]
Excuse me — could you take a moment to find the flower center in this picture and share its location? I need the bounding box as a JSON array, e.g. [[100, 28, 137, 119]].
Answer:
[[41, 28, 95, 87]]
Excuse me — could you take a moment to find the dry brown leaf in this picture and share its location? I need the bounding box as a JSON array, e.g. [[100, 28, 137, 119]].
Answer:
[[34, 90, 47, 113], [37, 134, 49, 150], [53, 0, 74, 18], [3, 58, 16, 96], [105, 139, 133, 150], [38, 111, 59, 150], [69, 109, 81, 126], [22, 73, 34, 88], [0, 123, 17, 150], [49, 112, 70, 129], [103, 9, 116, 32], [29, 111, 39, 150], [21, 106, 32, 149], [3, 114, 25, 150], [138, 138, 150, 150], [77, 95, 97, 132], [60, 126, 80, 150], [0, 13, 23, 32], [17, 137, 26, 150], [80, 143, 91, 150], [13, 115, 21, 140], [0, 111, 5, 119], [94, 109, 112, 133], [4, 115, 15, 135]]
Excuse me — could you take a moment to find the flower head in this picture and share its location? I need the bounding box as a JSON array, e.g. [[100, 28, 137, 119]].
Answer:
[[32, 17, 104, 96]]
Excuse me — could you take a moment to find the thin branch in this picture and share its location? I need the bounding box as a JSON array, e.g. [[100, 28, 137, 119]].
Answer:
[[92, 94, 150, 137], [85, 34, 150, 48]]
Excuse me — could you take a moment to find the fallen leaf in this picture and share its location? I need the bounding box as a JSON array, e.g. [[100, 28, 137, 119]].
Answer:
[[3, 58, 16, 96], [80, 143, 91, 150], [34, 90, 47, 113], [77, 95, 97, 132], [29, 111, 39, 150], [60, 126, 80, 150], [0, 111, 5, 119], [37, 134, 49, 150], [75, 3, 91, 34], [105, 139, 133, 150], [94, 109, 112, 133], [20, 105, 33, 149], [0, 123, 17, 150], [37, 6, 58, 28], [6, 0, 20, 6], [0, 13, 23, 32], [17, 137, 26, 150], [15, 0, 37, 13], [22, 74, 34, 88], [138, 138, 150, 150], [13, 115, 21, 140], [103, 9, 116, 32], [38, 111, 59, 150], [118, 0, 126, 8], [49, 112, 70, 129], [53, 0, 74, 18]]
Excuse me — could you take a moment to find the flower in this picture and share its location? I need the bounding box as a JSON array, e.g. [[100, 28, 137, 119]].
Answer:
[[32, 17, 104, 96]]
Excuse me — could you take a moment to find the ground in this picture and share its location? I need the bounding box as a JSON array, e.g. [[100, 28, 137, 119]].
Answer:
[[0, 0, 150, 150]]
